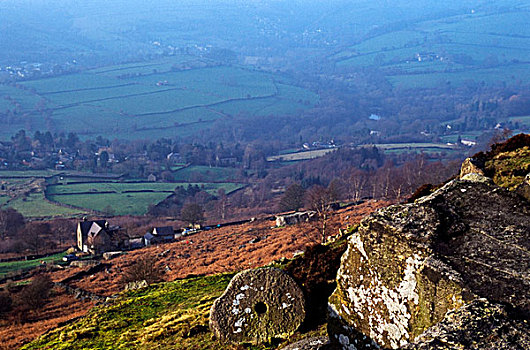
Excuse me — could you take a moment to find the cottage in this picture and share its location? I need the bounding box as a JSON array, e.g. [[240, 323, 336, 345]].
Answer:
[[143, 226, 175, 246], [77, 218, 129, 254]]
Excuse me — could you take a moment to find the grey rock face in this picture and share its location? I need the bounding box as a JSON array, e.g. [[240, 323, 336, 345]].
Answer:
[[279, 336, 330, 350], [403, 299, 530, 350], [210, 267, 305, 344], [328, 179, 530, 349]]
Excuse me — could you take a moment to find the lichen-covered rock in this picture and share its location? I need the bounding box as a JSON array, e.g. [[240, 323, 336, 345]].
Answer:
[[210, 267, 305, 344], [402, 299, 530, 350], [328, 178, 529, 349], [459, 157, 485, 178], [279, 336, 330, 350], [516, 172, 530, 201]]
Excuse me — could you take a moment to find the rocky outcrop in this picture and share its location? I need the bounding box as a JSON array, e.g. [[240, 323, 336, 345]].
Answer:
[[210, 268, 305, 344], [402, 299, 530, 350], [459, 133, 530, 191], [279, 336, 330, 350], [276, 211, 317, 227], [459, 157, 484, 178], [328, 175, 529, 349], [516, 172, 530, 201]]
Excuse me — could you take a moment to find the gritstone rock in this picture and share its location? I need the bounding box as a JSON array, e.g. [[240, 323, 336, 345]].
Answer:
[[459, 157, 485, 178], [210, 267, 305, 344], [516, 172, 530, 201], [279, 336, 330, 350], [402, 298, 530, 350], [328, 178, 530, 349]]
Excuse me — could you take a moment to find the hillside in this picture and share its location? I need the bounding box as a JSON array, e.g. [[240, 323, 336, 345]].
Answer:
[[0, 201, 388, 349], [3, 134, 528, 350]]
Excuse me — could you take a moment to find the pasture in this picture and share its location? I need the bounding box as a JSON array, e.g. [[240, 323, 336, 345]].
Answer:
[[0, 56, 319, 140], [0, 252, 66, 279], [46, 180, 244, 216], [170, 166, 239, 182], [267, 148, 337, 162], [331, 7, 530, 88]]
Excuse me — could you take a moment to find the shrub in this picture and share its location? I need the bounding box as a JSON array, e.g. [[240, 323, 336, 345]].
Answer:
[[16, 274, 54, 312], [121, 255, 165, 286]]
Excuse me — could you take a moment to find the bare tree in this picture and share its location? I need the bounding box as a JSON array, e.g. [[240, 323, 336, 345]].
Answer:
[[21, 222, 52, 254], [306, 184, 338, 243], [347, 168, 368, 202]]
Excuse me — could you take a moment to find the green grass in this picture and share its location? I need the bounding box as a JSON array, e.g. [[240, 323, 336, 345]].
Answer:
[[2, 61, 317, 140], [22, 274, 236, 350], [0, 85, 45, 112], [0, 252, 66, 279], [46, 182, 180, 195], [47, 192, 169, 216], [267, 149, 337, 162], [22, 272, 323, 350], [7, 192, 85, 218], [171, 166, 239, 182], [330, 9, 530, 88], [0, 170, 62, 178], [46, 181, 244, 215], [388, 64, 530, 89]]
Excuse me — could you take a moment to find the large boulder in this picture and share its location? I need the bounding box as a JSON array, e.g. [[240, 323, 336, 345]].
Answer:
[[328, 176, 530, 349], [210, 267, 305, 344], [402, 299, 530, 350]]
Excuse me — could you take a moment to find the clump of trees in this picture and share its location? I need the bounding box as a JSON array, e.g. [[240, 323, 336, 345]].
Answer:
[[278, 183, 305, 212], [0, 209, 75, 255], [181, 203, 205, 227]]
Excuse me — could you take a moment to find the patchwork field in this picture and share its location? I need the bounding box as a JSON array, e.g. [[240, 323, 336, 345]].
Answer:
[[0, 56, 319, 140], [0, 170, 244, 217], [331, 7, 530, 88], [46, 181, 244, 216]]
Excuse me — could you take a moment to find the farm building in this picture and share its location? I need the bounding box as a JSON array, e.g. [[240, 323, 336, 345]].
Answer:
[[77, 218, 129, 254], [143, 226, 176, 246]]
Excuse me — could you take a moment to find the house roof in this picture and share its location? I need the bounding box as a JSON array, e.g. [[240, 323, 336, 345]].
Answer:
[[144, 232, 155, 241], [153, 226, 174, 236], [78, 220, 107, 236]]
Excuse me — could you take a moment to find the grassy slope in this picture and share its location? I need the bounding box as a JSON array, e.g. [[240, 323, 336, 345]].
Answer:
[[21, 273, 317, 350]]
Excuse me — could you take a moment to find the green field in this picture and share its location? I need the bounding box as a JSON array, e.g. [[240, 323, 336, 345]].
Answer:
[[171, 166, 239, 182], [0, 252, 66, 279], [47, 192, 170, 216], [330, 8, 530, 88], [46, 181, 244, 215], [0, 170, 62, 178], [7, 192, 85, 218], [0, 56, 319, 140], [267, 149, 337, 162], [46, 182, 181, 195]]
